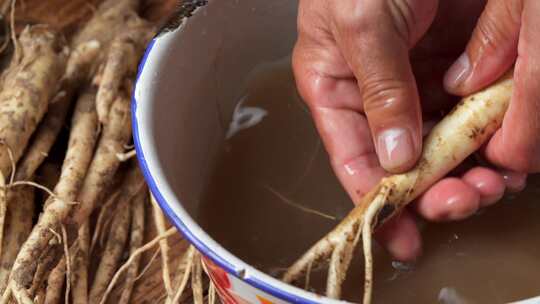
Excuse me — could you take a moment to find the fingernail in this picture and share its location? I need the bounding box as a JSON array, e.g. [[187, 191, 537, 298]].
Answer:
[[501, 170, 527, 193], [377, 128, 415, 171], [444, 52, 471, 91]]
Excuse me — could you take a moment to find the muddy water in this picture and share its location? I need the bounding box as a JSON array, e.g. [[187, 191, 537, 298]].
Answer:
[[196, 58, 540, 304]]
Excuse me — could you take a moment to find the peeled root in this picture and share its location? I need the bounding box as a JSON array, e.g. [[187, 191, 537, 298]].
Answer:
[[118, 190, 146, 304], [284, 71, 514, 302]]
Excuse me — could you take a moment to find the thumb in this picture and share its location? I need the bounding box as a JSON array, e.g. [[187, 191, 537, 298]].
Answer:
[[444, 0, 522, 95], [332, 0, 437, 173]]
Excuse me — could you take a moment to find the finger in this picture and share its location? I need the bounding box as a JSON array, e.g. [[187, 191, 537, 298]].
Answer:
[[292, 30, 364, 112], [462, 167, 505, 207], [444, 0, 522, 95], [311, 106, 386, 202], [415, 177, 480, 222], [292, 42, 386, 202], [500, 170, 527, 192], [375, 210, 422, 262], [331, 0, 438, 173], [484, 0, 540, 172]]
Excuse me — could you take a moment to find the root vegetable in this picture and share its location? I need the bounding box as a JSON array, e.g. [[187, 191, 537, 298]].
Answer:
[[88, 165, 144, 304], [70, 92, 132, 227], [88, 200, 131, 304], [207, 281, 215, 304], [0, 25, 66, 177], [70, 0, 141, 49], [100, 227, 177, 304], [95, 20, 154, 124], [90, 191, 119, 253], [60, 226, 71, 304], [191, 251, 203, 304], [8, 87, 98, 299], [34, 287, 45, 304], [118, 189, 146, 304], [71, 223, 89, 304], [14, 92, 71, 183], [38, 94, 133, 304], [168, 246, 196, 304], [0, 27, 65, 282], [151, 195, 173, 300], [284, 71, 514, 303], [43, 259, 65, 304], [0, 186, 34, 293]]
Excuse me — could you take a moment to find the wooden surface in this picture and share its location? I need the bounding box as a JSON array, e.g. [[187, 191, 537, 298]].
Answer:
[[10, 1, 194, 303]]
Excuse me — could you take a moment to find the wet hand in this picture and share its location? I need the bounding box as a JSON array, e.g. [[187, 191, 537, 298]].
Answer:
[[293, 0, 529, 262]]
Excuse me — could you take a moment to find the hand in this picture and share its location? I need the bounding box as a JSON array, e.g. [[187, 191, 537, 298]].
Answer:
[[293, 0, 531, 261]]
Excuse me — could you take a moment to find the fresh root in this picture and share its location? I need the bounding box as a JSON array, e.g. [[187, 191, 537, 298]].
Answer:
[[90, 191, 120, 253], [71, 91, 133, 226], [116, 149, 136, 162], [87, 165, 144, 304], [43, 259, 65, 304], [0, 186, 34, 294], [88, 198, 131, 304], [71, 223, 90, 304], [118, 189, 146, 304], [60, 226, 72, 304], [207, 281, 216, 304], [283, 70, 514, 303], [95, 22, 153, 124], [100, 227, 177, 304], [191, 251, 204, 304], [0, 25, 67, 177], [14, 90, 71, 183], [168, 246, 196, 304], [151, 194, 173, 300], [70, 0, 142, 49], [7, 87, 98, 298]]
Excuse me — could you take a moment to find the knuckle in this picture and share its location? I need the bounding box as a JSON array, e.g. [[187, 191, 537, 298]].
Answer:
[[332, 3, 376, 36], [360, 75, 410, 113], [475, 9, 514, 53], [387, 0, 416, 43]]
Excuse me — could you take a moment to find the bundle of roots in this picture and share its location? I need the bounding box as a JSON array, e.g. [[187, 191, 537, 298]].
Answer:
[[0, 1, 214, 303]]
